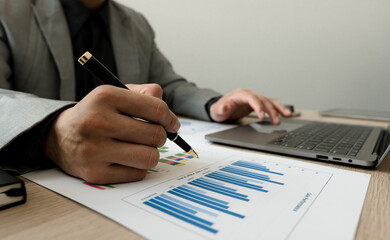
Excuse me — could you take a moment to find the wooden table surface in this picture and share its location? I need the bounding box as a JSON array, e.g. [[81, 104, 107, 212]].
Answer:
[[1, 110, 389, 240]]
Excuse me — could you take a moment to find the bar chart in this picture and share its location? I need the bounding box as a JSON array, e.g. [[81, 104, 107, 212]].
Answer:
[[158, 153, 196, 167], [123, 156, 332, 239], [157, 147, 197, 167]]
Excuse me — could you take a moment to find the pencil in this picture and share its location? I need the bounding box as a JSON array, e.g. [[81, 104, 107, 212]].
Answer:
[[78, 51, 199, 158]]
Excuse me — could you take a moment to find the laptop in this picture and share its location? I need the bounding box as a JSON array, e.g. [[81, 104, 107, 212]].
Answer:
[[319, 108, 390, 121], [205, 118, 390, 167]]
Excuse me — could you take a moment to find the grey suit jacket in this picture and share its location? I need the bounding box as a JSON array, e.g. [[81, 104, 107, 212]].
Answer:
[[0, 0, 220, 153]]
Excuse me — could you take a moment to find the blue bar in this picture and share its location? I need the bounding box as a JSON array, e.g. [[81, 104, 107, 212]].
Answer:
[[232, 161, 284, 175], [160, 194, 218, 217], [198, 177, 225, 186], [180, 184, 207, 194], [206, 173, 255, 189], [232, 160, 269, 171], [234, 160, 269, 170], [220, 167, 269, 182], [176, 186, 229, 206], [193, 178, 238, 193], [144, 201, 218, 234], [189, 181, 250, 201], [209, 172, 258, 186], [232, 160, 283, 175], [220, 167, 285, 185], [206, 171, 256, 186], [172, 188, 229, 209], [150, 199, 214, 226], [220, 167, 284, 185], [209, 171, 260, 186], [233, 160, 262, 167], [206, 173, 268, 192], [220, 166, 270, 179], [155, 196, 197, 214], [219, 168, 267, 184], [189, 179, 248, 198], [168, 190, 245, 219]]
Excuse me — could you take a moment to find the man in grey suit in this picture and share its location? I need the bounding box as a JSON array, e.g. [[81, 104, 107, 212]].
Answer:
[[0, 0, 291, 184]]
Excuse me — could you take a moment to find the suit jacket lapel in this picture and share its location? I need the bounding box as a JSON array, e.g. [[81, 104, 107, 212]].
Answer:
[[109, 2, 140, 84], [31, 0, 75, 100]]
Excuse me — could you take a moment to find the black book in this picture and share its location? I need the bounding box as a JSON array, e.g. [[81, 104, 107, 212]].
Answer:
[[0, 169, 26, 211]]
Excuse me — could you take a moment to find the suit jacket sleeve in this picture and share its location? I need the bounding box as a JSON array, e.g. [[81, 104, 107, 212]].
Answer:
[[0, 20, 74, 172]]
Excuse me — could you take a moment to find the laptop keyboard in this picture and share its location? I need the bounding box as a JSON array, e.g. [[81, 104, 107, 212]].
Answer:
[[270, 122, 372, 156]]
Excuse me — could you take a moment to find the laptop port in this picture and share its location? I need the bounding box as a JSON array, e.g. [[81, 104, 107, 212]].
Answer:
[[316, 155, 328, 160], [333, 157, 341, 161]]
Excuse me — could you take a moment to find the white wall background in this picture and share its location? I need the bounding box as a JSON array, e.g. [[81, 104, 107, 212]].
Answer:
[[116, 0, 390, 111]]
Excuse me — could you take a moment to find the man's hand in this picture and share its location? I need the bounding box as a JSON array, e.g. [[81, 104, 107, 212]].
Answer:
[[125, 83, 163, 99], [43, 84, 180, 184], [210, 88, 292, 124]]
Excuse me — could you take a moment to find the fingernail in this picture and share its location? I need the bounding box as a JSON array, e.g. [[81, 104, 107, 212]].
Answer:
[[284, 108, 291, 115]]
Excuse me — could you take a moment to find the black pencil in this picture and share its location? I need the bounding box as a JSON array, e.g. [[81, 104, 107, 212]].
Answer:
[[78, 51, 198, 158]]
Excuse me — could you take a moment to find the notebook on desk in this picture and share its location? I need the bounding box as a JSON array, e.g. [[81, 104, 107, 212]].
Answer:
[[205, 118, 390, 167]]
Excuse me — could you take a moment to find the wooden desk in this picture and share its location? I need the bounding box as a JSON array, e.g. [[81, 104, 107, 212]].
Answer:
[[1, 110, 389, 240]]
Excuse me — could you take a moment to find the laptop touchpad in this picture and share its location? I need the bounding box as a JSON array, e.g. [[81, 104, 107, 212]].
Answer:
[[249, 121, 305, 134]]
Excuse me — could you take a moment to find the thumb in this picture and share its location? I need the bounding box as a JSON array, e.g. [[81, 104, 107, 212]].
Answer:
[[218, 102, 231, 115], [125, 84, 163, 99], [211, 101, 234, 122]]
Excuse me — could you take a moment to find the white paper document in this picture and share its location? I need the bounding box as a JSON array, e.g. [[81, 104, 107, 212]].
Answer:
[[23, 119, 371, 240]]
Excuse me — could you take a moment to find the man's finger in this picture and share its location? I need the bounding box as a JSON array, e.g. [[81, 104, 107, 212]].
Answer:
[[90, 85, 180, 132], [99, 140, 160, 170], [84, 164, 149, 184], [271, 99, 292, 117], [126, 83, 163, 99], [99, 115, 167, 147], [257, 96, 280, 124]]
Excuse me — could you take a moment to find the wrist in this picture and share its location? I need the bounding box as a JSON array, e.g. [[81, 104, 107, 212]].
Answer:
[[43, 120, 59, 163], [42, 107, 72, 164], [205, 96, 222, 122]]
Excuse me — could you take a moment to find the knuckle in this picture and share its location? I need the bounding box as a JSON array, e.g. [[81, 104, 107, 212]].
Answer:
[[81, 166, 104, 184], [249, 94, 258, 103], [91, 85, 116, 101], [79, 111, 107, 134], [263, 95, 271, 102], [145, 148, 159, 169], [78, 142, 98, 160], [131, 171, 148, 181], [258, 95, 268, 102], [267, 106, 277, 115], [150, 83, 163, 94], [154, 100, 169, 119], [246, 88, 256, 95], [152, 126, 167, 147]]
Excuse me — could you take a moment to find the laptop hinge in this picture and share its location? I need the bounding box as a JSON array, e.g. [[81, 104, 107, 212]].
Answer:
[[373, 130, 390, 158]]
